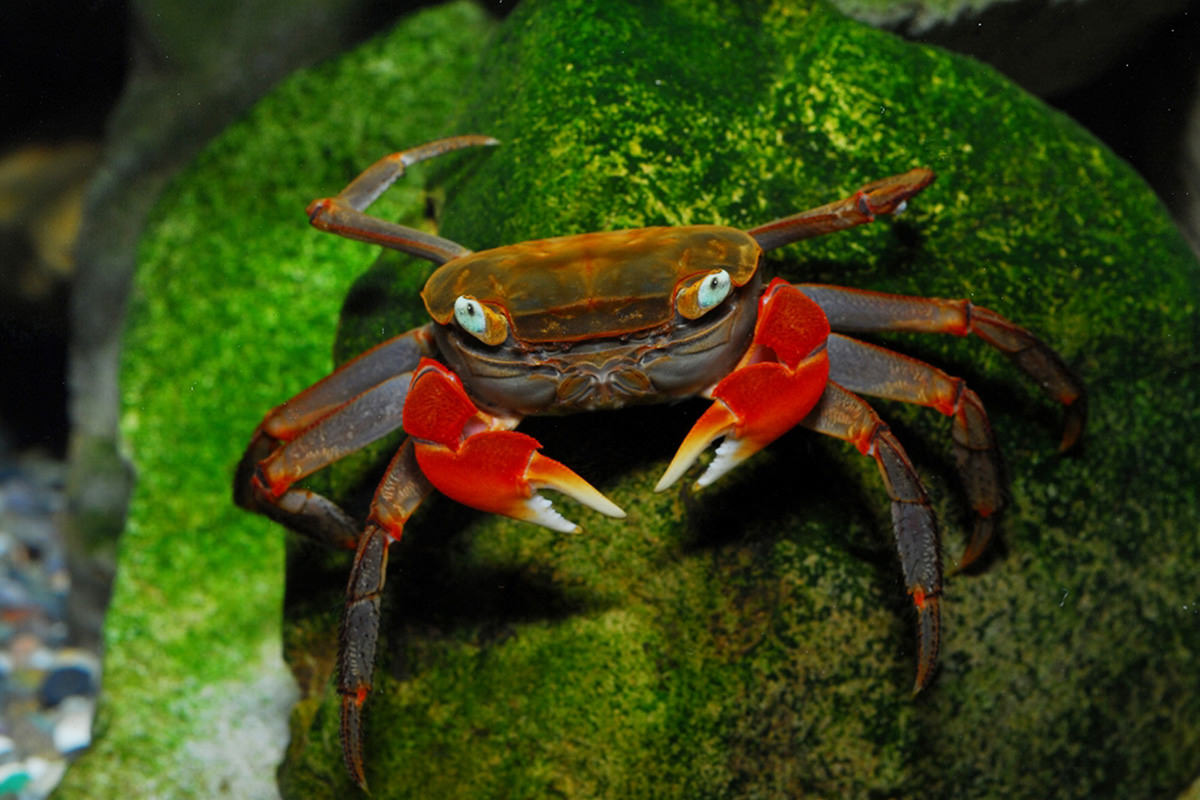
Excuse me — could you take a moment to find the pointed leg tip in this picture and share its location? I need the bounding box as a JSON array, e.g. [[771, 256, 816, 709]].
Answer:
[[341, 696, 370, 792], [952, 549, 980, 575], [953, 515, 997, 574], [1057, 399, 1087, 452], [912, 656, 937, 695], [911, 591, 941, 694]]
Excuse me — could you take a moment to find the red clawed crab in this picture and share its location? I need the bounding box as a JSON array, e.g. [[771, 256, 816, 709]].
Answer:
[[234, 135, 1085, 789]]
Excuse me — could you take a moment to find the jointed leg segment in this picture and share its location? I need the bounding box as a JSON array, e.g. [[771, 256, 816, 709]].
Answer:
[[826, 333, 1004, 569], [306, 134, 497, 265], [233, 328, 433, 548], [256, 371, 415, 497], [801, 382, 942, 691], [748, 168, 935, 251], [798, 284, 1086, 450], [339, 440, 432, 791], [260, 327, 434, 440]]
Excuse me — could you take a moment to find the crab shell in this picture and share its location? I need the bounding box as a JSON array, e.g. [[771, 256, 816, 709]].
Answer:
[[422, 226, 764, 414]]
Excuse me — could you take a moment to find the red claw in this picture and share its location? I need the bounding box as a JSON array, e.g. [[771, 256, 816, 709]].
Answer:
[[401, 360, 479, 448], [657, 280, 832, 491], [405, 359, 624, 531]]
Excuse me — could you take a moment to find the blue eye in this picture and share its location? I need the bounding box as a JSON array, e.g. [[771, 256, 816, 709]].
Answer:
[[453, 296, 487, 337], [696, 270, 732, 310]]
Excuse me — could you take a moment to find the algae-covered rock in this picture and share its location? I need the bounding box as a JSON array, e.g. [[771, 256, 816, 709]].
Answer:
[[53, 3, 500, 799], [63, 0, 1199, 798]]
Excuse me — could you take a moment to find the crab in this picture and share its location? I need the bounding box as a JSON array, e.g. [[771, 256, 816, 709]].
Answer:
[[234, 135, 1085, 789]]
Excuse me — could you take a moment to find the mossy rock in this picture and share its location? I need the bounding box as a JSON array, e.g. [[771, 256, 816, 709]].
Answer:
[[60, 0, 1199, 798]]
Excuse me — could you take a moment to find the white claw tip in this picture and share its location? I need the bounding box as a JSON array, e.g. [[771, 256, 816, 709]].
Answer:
[[546, 480, 625, 519], [587, 494, 626, 520], [695, 438, 738, 488], [654, 452, 698, 493], [522, 494, 579, 534]]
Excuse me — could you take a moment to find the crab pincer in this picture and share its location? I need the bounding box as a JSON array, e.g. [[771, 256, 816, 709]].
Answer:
[[656, 277, 831, 491], [403, 359, 625, 531]]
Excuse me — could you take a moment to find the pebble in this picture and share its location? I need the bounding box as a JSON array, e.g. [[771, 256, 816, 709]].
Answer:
[[38, 652, 99, 707], [0, 762, 31, 794], [0, 452, 97, 799], [52, 697, 93, 755]]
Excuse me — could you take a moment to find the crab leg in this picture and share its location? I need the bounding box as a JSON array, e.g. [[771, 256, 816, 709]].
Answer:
[[797, 284, 1087, 451], [233, 327, 433, 548], [403, 359, 625, 531], [826, 334, 1003, 569], [802, 382, 943, 691], [339, 360, 625, 787], [748, 168, 935, 252], [339, 439, 433, 791], [307, 134, 498, 265], [259, 326, 434, 440], [255, 371, 413, 493]]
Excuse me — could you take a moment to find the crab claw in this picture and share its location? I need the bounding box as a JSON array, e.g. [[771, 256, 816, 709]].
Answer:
[[524, 446, 626, 528], [657, 280, 832, 492], [405, 359, 624, 531], [654, 397, 760, 492], [415, 431, 624, 532]]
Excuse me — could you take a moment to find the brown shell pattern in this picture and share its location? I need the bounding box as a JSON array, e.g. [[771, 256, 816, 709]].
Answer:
[[422, 225, 761, 342]]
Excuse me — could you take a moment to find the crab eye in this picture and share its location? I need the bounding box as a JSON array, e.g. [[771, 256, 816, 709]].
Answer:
[[676, 269, 734, 320], [452, 295, 509, 345], [454, 296, 487, 335], [696, 269, 732, 310]]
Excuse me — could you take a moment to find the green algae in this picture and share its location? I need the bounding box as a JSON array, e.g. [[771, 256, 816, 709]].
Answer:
[[62, 0, 1199, 798]]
